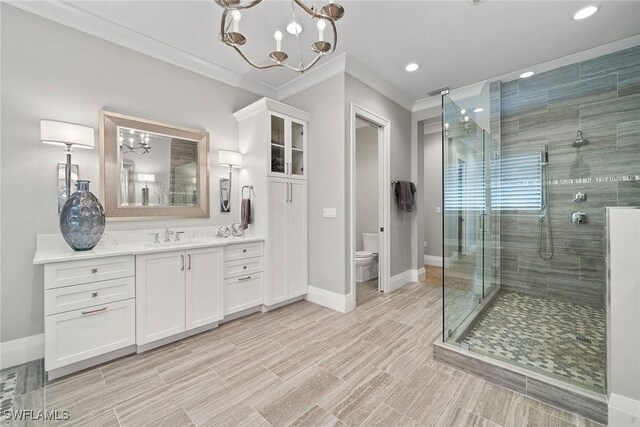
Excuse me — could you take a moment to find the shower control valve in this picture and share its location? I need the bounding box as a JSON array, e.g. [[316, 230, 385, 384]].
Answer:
[[571, 212, 588, 226], [572, 192, 587, 203]]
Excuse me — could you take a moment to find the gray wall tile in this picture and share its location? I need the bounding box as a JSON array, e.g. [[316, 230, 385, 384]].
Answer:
[[498, 47, 640, 309]]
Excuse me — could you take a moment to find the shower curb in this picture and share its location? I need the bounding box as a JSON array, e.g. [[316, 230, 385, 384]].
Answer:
[[433, 341, 608, 425]]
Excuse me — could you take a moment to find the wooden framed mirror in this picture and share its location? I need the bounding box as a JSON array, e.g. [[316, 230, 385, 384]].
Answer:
[[100, 111, 210, 220]]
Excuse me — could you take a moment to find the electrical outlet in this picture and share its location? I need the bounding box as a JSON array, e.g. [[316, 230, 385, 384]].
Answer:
[[436, 207, 442, 213], [323, 208, 337, 218]]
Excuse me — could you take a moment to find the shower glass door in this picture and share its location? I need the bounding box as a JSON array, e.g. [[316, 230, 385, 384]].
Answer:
[[442, 95, 500, 342]]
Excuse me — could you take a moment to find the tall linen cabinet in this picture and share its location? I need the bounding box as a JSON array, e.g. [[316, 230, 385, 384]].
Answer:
[[234, 98, 310, 307]]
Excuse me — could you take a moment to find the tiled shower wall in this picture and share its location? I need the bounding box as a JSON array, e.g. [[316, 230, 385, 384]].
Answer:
[[497, 45, 640, 308]]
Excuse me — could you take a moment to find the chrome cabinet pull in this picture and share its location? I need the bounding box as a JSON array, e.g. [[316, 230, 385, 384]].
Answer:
[[91, 292, 98, 297], [243, 249, 247, 253], [290, 183, 293, 202], [181, 255, 185, 271], [91, 268, 98, 274], [82, 307, 107, 315], [238, 276, 252, 281], [188, 254, 192, 270], [243, 265, 247, 270]]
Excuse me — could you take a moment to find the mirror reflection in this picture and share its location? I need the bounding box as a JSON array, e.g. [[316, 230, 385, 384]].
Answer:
[[118, 127, 199, 207]]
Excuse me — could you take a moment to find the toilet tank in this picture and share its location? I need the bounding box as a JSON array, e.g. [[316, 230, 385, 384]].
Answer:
[[362, 233, 379, 254]]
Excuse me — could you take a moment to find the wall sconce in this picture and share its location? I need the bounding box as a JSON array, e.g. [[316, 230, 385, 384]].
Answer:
[[41, 120, 95, 211], [136, 173, 155, 206], [218, 150, 243, 212]]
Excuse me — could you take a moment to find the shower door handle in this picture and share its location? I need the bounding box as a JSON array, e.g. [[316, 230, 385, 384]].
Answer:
[[479, 213, 491, 232]]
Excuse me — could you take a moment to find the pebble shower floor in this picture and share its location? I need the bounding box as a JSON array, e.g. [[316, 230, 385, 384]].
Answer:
[[463, 291, 606, 392]]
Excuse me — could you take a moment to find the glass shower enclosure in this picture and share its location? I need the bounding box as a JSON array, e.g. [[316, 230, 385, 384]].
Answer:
[[442, 95, 501, 341]]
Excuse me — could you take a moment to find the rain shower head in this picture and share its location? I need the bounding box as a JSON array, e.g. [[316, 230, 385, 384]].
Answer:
[[572, 130, 589, 148]]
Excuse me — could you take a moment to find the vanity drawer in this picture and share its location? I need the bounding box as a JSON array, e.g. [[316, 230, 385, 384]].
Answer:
[[45, 277, 135, 315], [224, 257, 263, 279], [224, 273, 263, 315], [45, 256, 135, 289], [224, 242, 263, 262], [44, 298, 135, 371]]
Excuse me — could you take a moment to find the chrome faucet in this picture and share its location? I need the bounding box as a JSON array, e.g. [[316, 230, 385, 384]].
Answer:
[[571, 212, 587, 225], [164, 229, 175, 242], [175, 231, 185, 241], [148, 232, 160, 244], [572, 192, 587, 202]]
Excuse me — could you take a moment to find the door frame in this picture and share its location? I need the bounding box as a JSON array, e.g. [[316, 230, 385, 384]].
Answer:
[[349, 103, 391, 304]]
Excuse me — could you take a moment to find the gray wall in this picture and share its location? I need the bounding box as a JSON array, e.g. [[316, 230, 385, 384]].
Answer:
[[498, 45, 640, 308], [423, 131, 443, 258], [345, 75, 413, 289], [355, 125, 379, 251], [0, 5, 259, 342], [283, 75, 347, 295]]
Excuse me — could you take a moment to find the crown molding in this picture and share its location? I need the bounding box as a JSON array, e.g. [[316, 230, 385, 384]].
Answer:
[[276, 53, 347, 101], [412, 33, 640, 113], [6, 0, 278, 98], [344, 54, 414, 112]]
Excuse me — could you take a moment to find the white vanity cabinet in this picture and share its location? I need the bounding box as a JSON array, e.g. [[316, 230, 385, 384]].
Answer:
[[136, 247, 223, 346], [43, 256, 136, 373], [234, 98, 310, 308], [268, 178, 308, 305], [223, 242, 264, 315]]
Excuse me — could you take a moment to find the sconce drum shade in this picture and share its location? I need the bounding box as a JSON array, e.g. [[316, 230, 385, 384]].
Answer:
[[41, 120, 94, 149], [218, 150, 243, 168], [136, 173, 156, 182]]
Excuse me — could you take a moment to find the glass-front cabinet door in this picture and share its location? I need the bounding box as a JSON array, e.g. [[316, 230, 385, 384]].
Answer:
[[269, 114, 307, 180], [290, 120, 305, 177], [270, 115, 286, 175]]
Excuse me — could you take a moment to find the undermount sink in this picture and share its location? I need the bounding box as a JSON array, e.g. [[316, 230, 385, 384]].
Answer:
[[143, 239, 207, 248]]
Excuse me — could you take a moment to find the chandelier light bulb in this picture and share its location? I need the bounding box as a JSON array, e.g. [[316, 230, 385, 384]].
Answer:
[[232, 10, 241, 33], [274, 30, 283, 51], [317, 19, 326, 41]]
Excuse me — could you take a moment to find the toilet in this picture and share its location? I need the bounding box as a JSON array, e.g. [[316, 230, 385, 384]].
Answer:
[[356, 232, 379, 282]]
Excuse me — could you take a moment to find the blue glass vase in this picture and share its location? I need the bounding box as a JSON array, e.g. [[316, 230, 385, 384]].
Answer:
[[60, 180, 105, 251]]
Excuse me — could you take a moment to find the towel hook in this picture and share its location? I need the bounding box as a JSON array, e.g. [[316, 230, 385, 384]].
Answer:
[[242, 185, 253, 199]]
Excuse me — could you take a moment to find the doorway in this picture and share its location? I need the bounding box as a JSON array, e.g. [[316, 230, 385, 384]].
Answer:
[[349, 104, 391, 308]]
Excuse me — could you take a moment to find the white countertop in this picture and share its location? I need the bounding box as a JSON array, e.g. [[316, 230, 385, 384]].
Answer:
[[33, 227, 265, 264]]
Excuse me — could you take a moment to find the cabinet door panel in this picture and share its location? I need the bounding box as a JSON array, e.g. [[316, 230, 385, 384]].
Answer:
[[186, 247, 224, 330], [136, 251, 185, 345], [267, 178, 289, 305], [45, 299, 135, 371], [288, 181, 308, 297]]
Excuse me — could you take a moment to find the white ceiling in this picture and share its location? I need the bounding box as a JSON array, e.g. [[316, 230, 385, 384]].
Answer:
[[22, 1, 640, 107]]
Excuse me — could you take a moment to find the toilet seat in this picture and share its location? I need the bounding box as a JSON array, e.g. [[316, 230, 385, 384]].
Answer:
[[356, 250, 373, 258]]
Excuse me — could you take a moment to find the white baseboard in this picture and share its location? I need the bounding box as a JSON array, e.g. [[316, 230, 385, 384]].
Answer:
[[609, 393, 640, 426], [306, 286, 353, 313], [424, 255, 444, 267], [390, 270, 414, 292], [0, 334, 44, 369]]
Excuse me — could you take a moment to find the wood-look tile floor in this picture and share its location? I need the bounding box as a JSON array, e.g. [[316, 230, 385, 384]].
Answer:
[[5, 268, 602, 426]]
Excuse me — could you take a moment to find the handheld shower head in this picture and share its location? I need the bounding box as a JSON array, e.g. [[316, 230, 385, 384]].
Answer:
[[572, 130, 589, 148]]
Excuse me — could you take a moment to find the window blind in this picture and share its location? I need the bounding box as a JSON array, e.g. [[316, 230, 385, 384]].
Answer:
[[444, 152, 542, 211], [490, 152, 542, 211], [444, 160, 486, 211]]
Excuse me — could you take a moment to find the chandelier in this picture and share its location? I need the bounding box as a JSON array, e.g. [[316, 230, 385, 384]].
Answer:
[[119, 128, 151, 155], [215, 0, 345, 73]]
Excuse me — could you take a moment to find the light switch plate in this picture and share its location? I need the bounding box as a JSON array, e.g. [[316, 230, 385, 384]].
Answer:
[[323, 208, 337, 218], [436, 207, 442, 213]]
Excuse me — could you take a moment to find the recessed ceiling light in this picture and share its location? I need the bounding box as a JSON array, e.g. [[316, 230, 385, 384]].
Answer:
[[286, 21, 303, 35], [405, 63, 420, 72], [520, 71, 535, 79], [473, 107, 484, 113], [573, 5, 599, 20]]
